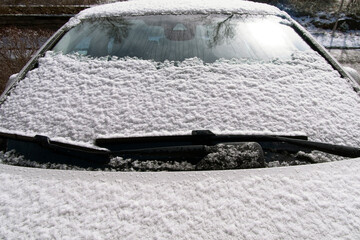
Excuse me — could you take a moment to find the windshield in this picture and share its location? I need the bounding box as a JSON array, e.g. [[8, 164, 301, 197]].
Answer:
[[2, 14, 360, 171], [53, 15, 311, 62]]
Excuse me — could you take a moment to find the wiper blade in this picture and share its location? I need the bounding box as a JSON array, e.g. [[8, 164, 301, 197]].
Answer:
[[0, 132, 110, 167], [96, 130, 360, 158], [270, 136, 360, 158], [2, 130, 359, 170], [96, 130, 308, 149], [0, 131, 265, 167]]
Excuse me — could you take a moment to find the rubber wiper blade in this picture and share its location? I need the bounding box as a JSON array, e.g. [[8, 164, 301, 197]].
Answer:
[[112, 145, 208, 163], [0, 132, 110, 167], [95, 130, 360, 158], [271, 136, 360, 158], [95, 129, 307, 149]]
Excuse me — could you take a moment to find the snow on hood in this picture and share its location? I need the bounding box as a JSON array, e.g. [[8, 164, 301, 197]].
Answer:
[[0, 51, 359, 146], [66, 0, 286, 27], [0, 158, 360, 239]]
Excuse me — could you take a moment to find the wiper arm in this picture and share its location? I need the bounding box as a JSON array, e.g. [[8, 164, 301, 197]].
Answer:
[[96, 130, 360, 158]]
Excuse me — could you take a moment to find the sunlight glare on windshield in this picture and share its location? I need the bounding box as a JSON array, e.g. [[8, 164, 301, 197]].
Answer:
[[249, 21, 287, 49], [53, 15, 312, 62]]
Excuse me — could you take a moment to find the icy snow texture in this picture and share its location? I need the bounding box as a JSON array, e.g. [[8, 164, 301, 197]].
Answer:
[[0, 150, 197, 171], [0, 51, 360, 146], [67, 0, 284, 26], [0, 159, 360, 239]]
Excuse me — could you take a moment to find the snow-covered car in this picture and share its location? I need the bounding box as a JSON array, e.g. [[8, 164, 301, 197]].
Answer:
[[0, 0, 360, 238]]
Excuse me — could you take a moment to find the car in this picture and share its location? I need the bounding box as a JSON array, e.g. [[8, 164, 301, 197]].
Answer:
[[0, 0, 360, 238]]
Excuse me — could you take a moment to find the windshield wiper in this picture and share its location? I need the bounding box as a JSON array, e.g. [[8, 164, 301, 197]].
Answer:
[[1, 130, 359, 169], [0, 132, 109, 167], [96, 130, 360, 158]]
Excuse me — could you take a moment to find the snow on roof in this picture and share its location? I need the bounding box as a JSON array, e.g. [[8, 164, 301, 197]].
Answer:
[[1, 158, 360, 238], [69, 0, 285, 25], [0, 51, 359, 147]]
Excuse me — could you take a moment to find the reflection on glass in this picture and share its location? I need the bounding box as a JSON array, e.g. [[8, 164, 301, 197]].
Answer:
[[53, 15, 312, 62]]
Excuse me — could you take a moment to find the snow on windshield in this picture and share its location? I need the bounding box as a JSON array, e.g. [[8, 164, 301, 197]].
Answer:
[[0, 50, 359, 147]]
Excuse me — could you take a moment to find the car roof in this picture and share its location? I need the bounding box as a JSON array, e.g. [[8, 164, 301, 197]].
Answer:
[[67, 0, 287, 27]]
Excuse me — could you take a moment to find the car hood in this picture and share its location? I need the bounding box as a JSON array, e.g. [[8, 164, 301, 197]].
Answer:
[[1, 159, 359, 239]]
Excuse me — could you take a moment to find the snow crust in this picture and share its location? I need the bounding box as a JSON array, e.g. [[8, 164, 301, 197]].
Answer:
[[68, 0, 285, 26], [0, 51, 359, 146], [0, 159, 360, 239]]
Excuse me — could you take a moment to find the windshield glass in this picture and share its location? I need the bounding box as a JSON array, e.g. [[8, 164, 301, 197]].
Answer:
[[3, 15, 360, 171], [53, 15, 311, 62]]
